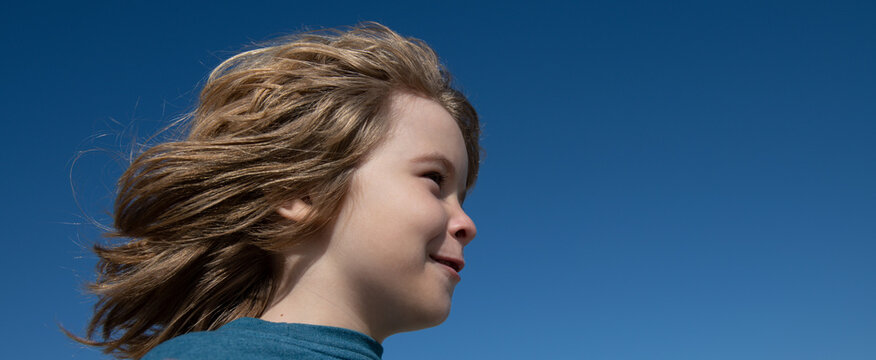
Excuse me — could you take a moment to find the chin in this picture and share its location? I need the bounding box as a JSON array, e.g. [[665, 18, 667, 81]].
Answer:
[[426, 304, 452, 327], [414, 298, 454, 330], [393, 298, 453, 334]]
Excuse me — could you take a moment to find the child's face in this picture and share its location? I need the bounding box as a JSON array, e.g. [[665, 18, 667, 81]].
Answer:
[[324, 92, 476, 337]]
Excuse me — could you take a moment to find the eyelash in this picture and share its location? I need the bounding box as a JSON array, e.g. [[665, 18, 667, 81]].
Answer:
[[424, 171, 446, 186]]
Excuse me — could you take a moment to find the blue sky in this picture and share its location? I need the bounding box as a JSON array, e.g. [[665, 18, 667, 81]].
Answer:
[[2, 1, 875, 359]]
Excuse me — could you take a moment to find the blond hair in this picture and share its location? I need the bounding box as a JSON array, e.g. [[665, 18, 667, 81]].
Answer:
[[72, 22, 479, 359]]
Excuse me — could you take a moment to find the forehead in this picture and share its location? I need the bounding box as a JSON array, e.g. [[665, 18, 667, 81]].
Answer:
[[380, 92, 468, 176]]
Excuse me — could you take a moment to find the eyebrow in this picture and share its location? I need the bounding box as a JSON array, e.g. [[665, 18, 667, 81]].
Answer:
[[409, 153, 468, 202]]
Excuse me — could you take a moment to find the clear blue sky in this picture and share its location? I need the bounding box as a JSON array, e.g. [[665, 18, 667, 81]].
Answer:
[[2, 1, 874, 359]]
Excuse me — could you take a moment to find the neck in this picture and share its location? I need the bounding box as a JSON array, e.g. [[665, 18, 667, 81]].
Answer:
[[260, 253, 389, 343]]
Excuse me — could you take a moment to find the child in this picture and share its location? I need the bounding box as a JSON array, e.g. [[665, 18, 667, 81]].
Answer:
[[74, 22, 480, 359]]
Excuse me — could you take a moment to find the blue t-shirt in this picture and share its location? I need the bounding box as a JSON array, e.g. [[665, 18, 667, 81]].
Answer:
[[143, 317, 383, 360]]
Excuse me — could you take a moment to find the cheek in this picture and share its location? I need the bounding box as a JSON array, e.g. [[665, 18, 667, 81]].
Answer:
[[332, 168, 451, 259], [368, 178, 448, 238], [401, 192, 449, 245], [376, 199, 447, 259], [358, 196, 448, 271]]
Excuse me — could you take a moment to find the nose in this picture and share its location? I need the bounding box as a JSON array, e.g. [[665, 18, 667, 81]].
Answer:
[[448, 204, 477, 246]]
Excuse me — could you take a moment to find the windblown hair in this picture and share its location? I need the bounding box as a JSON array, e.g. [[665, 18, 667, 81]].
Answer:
[[72, 22, 480, 359]]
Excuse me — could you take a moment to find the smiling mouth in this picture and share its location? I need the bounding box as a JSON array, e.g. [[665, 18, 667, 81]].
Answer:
[[430, 255, 464, 273]]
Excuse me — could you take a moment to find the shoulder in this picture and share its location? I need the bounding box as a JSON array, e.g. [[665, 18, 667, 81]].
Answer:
[[142, 318, 383, 360], [142, 320, 283, 360], [143, 329, 255, 360]]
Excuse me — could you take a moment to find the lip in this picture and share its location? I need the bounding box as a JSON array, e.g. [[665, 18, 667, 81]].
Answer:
[[429, 254, 465, 279]]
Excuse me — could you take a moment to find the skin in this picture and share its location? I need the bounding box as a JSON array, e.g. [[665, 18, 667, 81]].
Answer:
[[262, 92, 477, 343]]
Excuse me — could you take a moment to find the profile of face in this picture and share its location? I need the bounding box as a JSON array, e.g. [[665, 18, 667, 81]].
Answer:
[[323, 92, 477, 338], [272, 91, 477, 340]]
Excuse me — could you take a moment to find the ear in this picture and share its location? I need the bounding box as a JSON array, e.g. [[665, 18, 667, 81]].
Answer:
[[277, 198, 313, 222]]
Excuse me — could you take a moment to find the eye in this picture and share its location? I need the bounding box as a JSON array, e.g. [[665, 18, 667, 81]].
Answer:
[[423, 171, 446, 187]]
